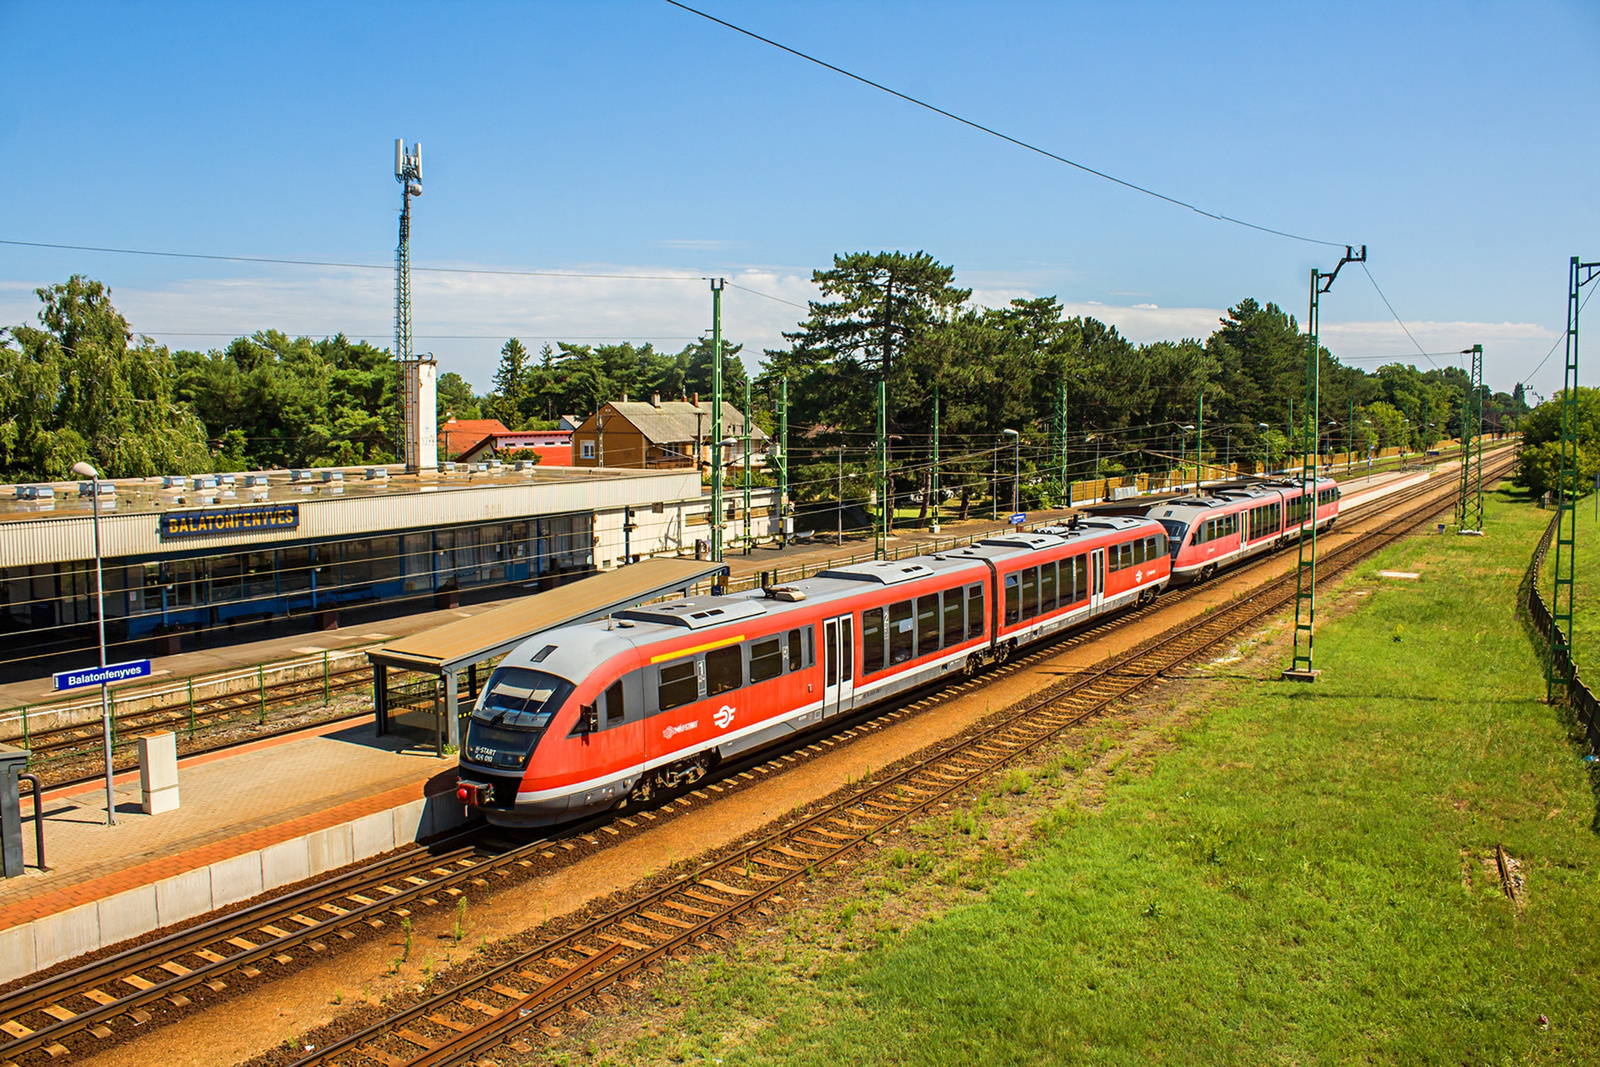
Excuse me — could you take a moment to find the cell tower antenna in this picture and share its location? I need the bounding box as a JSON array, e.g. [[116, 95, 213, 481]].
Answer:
[[394, 140, 425, 470]]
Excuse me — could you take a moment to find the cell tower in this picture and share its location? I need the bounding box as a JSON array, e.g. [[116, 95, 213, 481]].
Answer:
[[393, 140, 437, 473]]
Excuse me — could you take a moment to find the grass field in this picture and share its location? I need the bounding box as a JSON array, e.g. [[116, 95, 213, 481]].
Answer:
[[1558, 493, 1600, 687], [549, 488, 1600, 1066]]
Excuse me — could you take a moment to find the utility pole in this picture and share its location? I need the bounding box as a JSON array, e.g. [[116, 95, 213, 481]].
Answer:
[[742, 377, 752, 555], [778, 378, 789, 548], [875, 380, 888, 560], [1549, 260, 1599, 701], [837, 445, 844, 546], [1347, 397, 1354, 476], [929, 384, 941, 533], [1286, 245, 1365, 682], [1196, 392, 1205, 493], [710, 279, 725, 563], [1057, 379, 1069, 508], [1457, 344, 1485, 534]]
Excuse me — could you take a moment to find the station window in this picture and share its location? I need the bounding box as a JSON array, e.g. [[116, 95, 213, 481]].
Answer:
[[750, 637, 784, 683], [889, 600, 914, 664], [862, 608, 886, 674], [942, 588, 964, 646], [605, 679, 626, 724], [580, 441, 596, 459], [658, 660, 699, 710], [967, 584, 986, 639], [706, 645, 743, 696], [916, 594, 940, 657]]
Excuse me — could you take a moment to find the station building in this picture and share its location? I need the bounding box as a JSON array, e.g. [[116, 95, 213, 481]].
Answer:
[[0, 463, 778, 678]]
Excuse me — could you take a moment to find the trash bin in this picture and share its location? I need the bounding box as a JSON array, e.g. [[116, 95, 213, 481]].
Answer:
[[0, 743, 30, 878]]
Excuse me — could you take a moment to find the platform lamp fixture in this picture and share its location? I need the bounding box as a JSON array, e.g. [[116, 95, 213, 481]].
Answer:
[[1003, 429, 1020, 514], [71, 461, 117, 826]]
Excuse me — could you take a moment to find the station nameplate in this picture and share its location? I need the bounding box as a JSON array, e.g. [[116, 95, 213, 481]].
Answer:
[[159, 503, 300, 540]]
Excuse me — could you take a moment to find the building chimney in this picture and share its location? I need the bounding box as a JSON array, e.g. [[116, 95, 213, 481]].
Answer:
[[692, 392, 700, 408], [651, 392, 661, 408], [622, 392, 629, 403]]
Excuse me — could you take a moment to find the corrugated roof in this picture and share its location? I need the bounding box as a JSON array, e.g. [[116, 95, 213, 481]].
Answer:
[[578, 401, 770, 446]]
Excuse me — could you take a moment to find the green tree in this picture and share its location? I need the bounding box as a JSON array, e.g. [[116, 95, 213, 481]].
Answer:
[[1, 276, 210, 481], [436, 371, 481, 421], [1513, 388, 1600, 499]]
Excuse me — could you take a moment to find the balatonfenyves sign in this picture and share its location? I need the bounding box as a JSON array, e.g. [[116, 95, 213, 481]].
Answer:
[[159, 503, 300, 540]]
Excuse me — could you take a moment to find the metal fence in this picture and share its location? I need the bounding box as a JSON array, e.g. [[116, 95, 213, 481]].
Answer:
[[1524, 511, 1600, 752]]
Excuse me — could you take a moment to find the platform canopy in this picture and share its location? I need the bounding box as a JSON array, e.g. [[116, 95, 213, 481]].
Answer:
[[370, 556, 725, 674]]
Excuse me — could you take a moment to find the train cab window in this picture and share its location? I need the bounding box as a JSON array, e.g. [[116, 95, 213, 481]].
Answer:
[[967, 584, 986, 639], [657, 660, 699, 711], [706, 645, 743, 696], [916, 594, 940, 657], [862, 608, 886, 674], [604, 679, 625, 724], [1021, 568, 1039, 619], [942, 588, 964, 646], [787, 628, 803, 672], [1040, 561, 1057, 612], [750, 637, 784, 684], [889, 600, 915, 664], [1004, 574, 1020, 625]]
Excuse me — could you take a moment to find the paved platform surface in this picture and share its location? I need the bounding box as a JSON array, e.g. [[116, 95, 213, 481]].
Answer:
[[0, 720, 454, 931]]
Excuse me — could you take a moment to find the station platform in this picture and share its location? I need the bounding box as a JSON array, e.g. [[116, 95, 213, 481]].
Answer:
[[0, 720, 460, 984]]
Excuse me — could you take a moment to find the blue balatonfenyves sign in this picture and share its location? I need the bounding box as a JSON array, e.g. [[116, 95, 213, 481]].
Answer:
[[159, 503, 299, 540], [53, 659, 153, 692]]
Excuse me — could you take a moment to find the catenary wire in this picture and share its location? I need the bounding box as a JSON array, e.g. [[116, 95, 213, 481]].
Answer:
[[664, 0, 1349, 249]]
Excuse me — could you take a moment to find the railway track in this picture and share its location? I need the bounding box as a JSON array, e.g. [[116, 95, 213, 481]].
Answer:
[[0, 453, 1507, 1066], [277, 451, 1516, 1067]]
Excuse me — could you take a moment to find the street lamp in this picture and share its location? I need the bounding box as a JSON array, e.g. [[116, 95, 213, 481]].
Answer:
[[1257, 423, 1270, 476], [1002, 429, 1020, 515], [72, 460, 117, 827]]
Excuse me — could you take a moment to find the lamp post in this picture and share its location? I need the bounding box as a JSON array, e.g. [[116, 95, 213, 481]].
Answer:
[[1180, 424, 1196, 492], [1257, 422, 1270, 477], [1003, 429, 1020, 514], [72, 461, 117, 827], [837, 445, 845, 546]]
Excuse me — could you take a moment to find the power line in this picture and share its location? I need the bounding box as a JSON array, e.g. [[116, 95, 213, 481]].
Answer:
[[1524, 282, 1598, 383], [1359, 262, 1442, 370], [725, 280, 809, 310], [665, 0, 1349, 249]]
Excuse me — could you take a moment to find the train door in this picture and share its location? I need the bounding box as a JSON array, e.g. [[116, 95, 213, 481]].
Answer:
[[822, 615, 855, 717], [1090, 549, 1106, 613]]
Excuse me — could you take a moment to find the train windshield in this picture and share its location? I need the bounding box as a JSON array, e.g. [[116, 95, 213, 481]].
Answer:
[[464, 668, 575, 771], [1155, 519, 1187, 556]]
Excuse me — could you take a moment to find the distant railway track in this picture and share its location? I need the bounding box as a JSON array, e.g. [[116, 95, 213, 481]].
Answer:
[[276, 451, 1514, 1067], [0, 453, 1509, 1066]]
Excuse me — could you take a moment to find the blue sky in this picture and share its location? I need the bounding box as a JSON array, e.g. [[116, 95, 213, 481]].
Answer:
[[1, 0, 1596, 396]]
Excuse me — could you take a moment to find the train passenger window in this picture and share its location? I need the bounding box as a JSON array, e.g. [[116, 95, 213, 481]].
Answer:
[[1155, 533, 1167, 556], [841, 616, 853, 679], [805, 626, 815, 668], [1021, 568, 1039, 619], [787, 628, 803, 672], [1040, 561, 1057, 612], [916, 594, 940, 657], [658, 660, 699, 711], [605, 679, 625, 724], [1134, 539, 1147, 564], [1004, 574, 1020, 625], [1121, 543, 1135, 569], [750, 637, 783, 683], [890, 600, 915, 663], [967, 584, 985, 639], [825, 621, 838, 685], [942, 588, 964, 646], [862, 608, 886, 673], [1068, 555, 1085, 602], [706, 645, 742, 696]]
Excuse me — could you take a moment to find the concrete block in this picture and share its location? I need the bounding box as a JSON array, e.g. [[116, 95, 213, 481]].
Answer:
[[260, 837, 311, 891], [209, 851, 263, 908], [307, 823, 353, 875], [0, 922, 37, 984], [97, 886, 159, 947], [138, 731, 180, 815], [391, 797, 426, 844], [350, 810, 394, 862], [422, 794, 470, 838], [155, 866, 214, 927], [33, 902, 100, 970]]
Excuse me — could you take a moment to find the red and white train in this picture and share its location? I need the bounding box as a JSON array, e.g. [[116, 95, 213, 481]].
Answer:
[[1147, 476, 1341, 583], [456, 515, 1173, 826]]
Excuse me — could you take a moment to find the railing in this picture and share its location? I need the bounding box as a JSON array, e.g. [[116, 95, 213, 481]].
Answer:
[[1524, 510, 1600, 752]]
